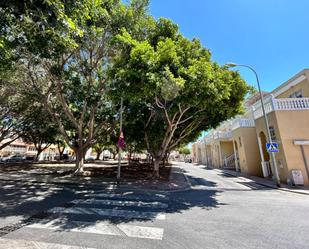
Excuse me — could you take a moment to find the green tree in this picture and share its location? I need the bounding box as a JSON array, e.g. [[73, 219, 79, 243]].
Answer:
[[111, 18, 250, 177], [0, 66, 32, 150], [1, 0, 149, 174], [21, 106, 59, 161], [178, 146, 191, 155]]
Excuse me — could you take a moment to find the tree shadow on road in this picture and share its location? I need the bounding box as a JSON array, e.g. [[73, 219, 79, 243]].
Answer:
[[0, 173, 225, 234]]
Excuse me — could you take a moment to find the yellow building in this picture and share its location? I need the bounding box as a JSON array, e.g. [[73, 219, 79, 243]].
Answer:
[[0, 138, 60, 161], [193, 69, 309, 185]]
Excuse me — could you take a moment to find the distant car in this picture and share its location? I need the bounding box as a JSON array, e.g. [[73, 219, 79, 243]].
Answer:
[[2, 155, 26, 163], [85, 157, 95, 162], [184, 158, 192, 163]]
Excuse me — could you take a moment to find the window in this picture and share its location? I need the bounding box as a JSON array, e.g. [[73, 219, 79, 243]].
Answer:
[[289, 89, 303, 98], [269, 126, 276, 141]]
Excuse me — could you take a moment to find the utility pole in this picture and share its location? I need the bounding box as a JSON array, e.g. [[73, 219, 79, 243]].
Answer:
[[225, 63, 280, 187], [117, 97, 123, 183]]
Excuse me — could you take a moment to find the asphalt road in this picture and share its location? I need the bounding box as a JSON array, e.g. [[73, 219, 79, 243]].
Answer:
[[1, 162, 309, 249]]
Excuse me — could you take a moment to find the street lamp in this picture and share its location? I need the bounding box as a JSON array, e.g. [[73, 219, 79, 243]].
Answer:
[[225, 63, 281, 187]]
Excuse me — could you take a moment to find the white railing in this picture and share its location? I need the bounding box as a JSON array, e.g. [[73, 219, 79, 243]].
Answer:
[[274, 98, 309, 110], [214, 131, 232, 140], [253, 100, 274, 119], [223, 154, 235, 169], [231, 118, 255, 130], [253, 97, 309, 119]]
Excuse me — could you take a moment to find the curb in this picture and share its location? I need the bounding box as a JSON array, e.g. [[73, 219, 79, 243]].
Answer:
[[216, 169, 309, 196]]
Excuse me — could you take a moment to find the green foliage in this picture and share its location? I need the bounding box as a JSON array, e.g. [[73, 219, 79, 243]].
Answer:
[[110, 15, 250, 169], [1, 1, 249, 175], [0, 0, 151, 170], [21, 104, 59, 149], [178, 146, 191, 155]]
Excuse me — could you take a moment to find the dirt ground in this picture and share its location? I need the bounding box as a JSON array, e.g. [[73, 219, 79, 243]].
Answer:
[[0, 161, 172, 180]]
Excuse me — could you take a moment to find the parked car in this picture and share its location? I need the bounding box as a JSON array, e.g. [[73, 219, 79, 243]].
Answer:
[[2, 155, 26, 163], [85, 157, 96, 163], [184, 158, 192, 163]]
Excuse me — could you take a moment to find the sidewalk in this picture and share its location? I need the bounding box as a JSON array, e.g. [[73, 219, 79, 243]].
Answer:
[[215, 168, 309, 196], [0, 165, 190, 193]]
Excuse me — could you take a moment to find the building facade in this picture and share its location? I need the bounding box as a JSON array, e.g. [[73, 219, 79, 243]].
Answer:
[[0, 138, 59, 161], [193, 69, 309, 185]]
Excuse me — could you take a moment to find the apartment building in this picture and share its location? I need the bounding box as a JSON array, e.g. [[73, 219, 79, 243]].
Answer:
[[193, 69, 309, 185], [0, 138, 58, 161]]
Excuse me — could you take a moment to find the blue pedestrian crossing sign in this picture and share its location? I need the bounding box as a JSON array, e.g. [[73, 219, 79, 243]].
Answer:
[[266, 143, 279, 153]]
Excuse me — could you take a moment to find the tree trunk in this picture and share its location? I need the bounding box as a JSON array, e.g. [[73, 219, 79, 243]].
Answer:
[[74, 148, 85, 174], [166, 152, 170, 165], [96, 150, 102, 160], [128, 151, 132, 166], [162, 152, 169, 167], [112, 152, 117, 160], [57, 142, 65, 160], [35, 149, 43, 161], [153, 158, 161, 178], [59, 149, 64, 160]]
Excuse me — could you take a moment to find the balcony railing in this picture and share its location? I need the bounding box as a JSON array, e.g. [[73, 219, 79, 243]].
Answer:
[[253, 97, 309, 119], [231, 118, 255, 130], [274, 98, 309, 110], [214, 131, 232, 140]]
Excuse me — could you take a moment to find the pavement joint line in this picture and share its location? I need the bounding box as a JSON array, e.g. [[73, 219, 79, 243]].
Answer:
[[0, 238, 97, 249]]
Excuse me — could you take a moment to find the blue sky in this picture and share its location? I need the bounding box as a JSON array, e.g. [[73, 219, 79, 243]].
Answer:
[[149, 0, 309, 92]]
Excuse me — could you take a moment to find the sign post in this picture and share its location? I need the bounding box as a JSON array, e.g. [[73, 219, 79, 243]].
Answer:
[[117, 97, 124, 183]]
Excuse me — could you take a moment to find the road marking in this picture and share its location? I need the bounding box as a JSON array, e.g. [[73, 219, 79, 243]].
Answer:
[[0, 238, 95, 249], [27, 219, 164, 240], [117, 224, 163, 240], [28, 219, 121, 236], [71, 199, 168, 208], [85, 193, 169, 201], [48, 207, 166, 220]]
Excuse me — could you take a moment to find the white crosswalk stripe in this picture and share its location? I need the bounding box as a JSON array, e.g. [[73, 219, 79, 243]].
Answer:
[[71, 198, 168, 208], [85, 192, 168, 201], [23, 191, 168, 242], [28, 219, 164, 240], [48, 206, 166, 220]]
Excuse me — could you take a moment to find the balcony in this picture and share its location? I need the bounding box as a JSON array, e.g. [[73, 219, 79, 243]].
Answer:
[[231, 118, 255, 130], [253, 97, 309, 119], [214, 131, 232, 140]]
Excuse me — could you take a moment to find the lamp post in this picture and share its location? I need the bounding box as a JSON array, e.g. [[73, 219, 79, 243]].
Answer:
[[117, 97, 123, 183], [225, 63, 280, 187]]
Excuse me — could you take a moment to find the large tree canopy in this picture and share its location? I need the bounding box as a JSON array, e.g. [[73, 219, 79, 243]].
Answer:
[[1, 1, 249, 178], [111, 18, 249, 176], [1, 0, 150, 173]]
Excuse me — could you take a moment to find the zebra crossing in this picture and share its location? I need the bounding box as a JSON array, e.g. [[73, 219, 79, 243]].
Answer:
[[21, 190, 169, 243]]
